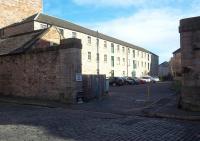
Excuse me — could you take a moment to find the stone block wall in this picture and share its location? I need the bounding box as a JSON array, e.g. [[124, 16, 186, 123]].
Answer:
[[0, 38, 82, 103], [0, 0, 42, 28], [179, 17, 200, 111]]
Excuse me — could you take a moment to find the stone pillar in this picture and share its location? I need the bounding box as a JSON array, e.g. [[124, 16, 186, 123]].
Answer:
[[59, 38, 82, 103], [179, 17, 200, 111]]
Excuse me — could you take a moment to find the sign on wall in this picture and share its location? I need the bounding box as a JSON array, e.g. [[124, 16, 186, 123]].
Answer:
[[76, 73, 82, 82]]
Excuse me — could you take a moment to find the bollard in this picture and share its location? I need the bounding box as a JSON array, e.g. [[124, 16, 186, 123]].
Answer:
[[147, 84, 150, 101]]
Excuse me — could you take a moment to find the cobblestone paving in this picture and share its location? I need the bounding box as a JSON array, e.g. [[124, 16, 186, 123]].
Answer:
[[0, 102, 200, 141]]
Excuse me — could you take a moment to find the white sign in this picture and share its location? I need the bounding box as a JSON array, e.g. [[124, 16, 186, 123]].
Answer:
[[76, 73, 82, 82]]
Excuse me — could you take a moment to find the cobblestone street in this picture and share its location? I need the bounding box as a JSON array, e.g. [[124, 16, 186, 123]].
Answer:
[[0, 82, 199, 141]]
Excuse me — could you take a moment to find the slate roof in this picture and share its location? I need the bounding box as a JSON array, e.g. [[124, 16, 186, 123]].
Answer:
[[9, 13, 157, 56], [0, 29, 47, 56], [159, 61, 169, 67], [173, 48, 181, 54]]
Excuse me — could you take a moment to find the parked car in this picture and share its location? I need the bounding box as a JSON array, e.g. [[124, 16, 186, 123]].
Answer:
[[109, 77, 124, 86], [140, 76, 151, 83], [122, 77, 134, 85], [150, 76, 160, 83], [132, 77, 140, 85]]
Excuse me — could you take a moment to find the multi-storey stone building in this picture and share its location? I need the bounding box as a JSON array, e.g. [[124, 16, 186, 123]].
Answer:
[[0, 0, 158, 78]]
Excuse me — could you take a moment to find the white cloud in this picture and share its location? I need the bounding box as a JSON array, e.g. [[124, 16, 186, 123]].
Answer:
[[73, 0, 185, 8], [73, 0, 145, 7], [82, 7, 200, 63]]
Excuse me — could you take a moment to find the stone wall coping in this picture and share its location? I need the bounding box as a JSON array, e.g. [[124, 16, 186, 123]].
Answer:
[[179, 16, 200, 33]]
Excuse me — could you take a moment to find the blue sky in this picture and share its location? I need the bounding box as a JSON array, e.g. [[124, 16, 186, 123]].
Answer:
[[43, 0, 200, 63]]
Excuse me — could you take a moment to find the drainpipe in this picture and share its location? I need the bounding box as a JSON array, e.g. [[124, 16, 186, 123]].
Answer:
[[126, 47, 129, 77]]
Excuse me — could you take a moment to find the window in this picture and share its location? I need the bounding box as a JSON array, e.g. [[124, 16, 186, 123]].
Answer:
[[111, 56, 114, 67], [123, 71, 125, 76], [137, 51, 139, 57], [41, 23, 47, 29], [148, 54, 150, 61], [117, 45, 120, 52], [88, 52, 91, 61], [142, 62, 143, 67], [104, 41, 107, 48], [133, 50, 135, 58], [111, 43, 114, 53], [132, 71, 136, 77], [128, 48, 130, 54], [123, 58, 125, 66], [133, 60, 137, 69], [111, 70, 114, 77], [88, 36, 91, 44], [59, 28, 64, 37], [145, 62, 146, 68], [122, 47, 125, 53], [117, 57, 120, 65], [148, 63, 150, 70], [72, 32, 77, 38], [104, 55, 107, 62]]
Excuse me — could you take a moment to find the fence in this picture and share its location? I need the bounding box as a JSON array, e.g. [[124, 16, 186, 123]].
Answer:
[[81, 75, 108, 101]]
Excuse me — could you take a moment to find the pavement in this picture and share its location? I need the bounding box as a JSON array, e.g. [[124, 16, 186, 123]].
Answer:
[[0, 82, 200, 140], [141, 94, 200, 121]]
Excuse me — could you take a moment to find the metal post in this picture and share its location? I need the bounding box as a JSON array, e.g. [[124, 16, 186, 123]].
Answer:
[[97, 31, 100, 75], [126, 48, 128, 77], [96, 31, 100, 98]]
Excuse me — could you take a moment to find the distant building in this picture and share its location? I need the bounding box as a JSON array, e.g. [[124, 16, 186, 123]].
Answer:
[[170, 48, 182, 79], [159, 61, 170, 77]]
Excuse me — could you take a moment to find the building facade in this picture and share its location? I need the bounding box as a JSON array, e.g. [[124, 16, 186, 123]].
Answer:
[[170, 48, 182, 80], [0, 0, 158, 78], [159, 61, 170, 77], [0, 13, 158, 78]]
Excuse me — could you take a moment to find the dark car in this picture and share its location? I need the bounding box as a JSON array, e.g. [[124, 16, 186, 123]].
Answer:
[[132, 77, 140, 85], [123, 77, 138, 85], [109, 77, 124, 86]]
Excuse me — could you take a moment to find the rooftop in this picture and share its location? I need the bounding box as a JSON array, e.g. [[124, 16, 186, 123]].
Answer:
[[2, 13, 158, 57]]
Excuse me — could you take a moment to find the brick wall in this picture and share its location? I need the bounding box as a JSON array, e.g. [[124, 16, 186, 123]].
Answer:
[[0, 38, 82, 103], [0, 0, 42, 28]]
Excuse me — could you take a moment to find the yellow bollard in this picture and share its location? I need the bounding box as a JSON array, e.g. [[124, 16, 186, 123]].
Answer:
[[147, 84, 150, 101]]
